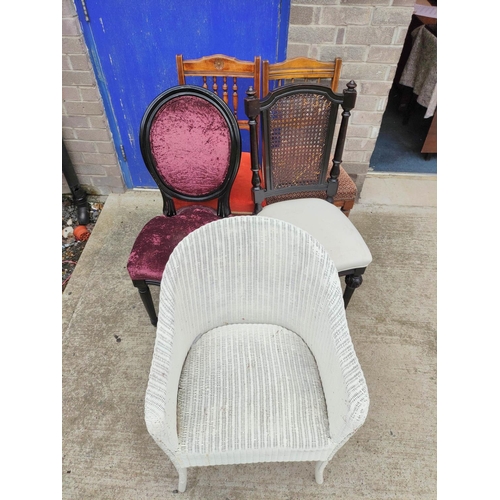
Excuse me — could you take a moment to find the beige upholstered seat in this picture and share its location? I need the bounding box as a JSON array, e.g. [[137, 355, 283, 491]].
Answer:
[[258, 198, 372, 272]]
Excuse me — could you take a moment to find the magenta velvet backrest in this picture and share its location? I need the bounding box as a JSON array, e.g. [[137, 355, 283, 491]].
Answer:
[[140, 86, 241, 210]]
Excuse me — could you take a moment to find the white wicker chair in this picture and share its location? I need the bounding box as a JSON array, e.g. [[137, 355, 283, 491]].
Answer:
[[144, 216, 369, 492]]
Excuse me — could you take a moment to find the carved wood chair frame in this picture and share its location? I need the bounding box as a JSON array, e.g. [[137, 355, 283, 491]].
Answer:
[[139, 85, 242, 218], [245, 82, 356, 210], [245, 81, 366, 304], [131, 85, 241, 325]]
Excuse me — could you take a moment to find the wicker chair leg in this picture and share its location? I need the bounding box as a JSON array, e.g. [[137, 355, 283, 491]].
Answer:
[[177, 467, 187, 492], [315, 461, 328, 484]]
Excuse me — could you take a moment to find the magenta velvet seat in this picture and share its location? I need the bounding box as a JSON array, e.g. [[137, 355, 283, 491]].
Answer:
[[127, 206, 219, 283], [128, 86, 241, 325]]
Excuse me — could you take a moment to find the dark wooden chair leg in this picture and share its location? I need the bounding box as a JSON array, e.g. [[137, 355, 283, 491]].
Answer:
[[343, 269, 365, 308], [134, 280, 158, 326], [340, 203, 352, 217]]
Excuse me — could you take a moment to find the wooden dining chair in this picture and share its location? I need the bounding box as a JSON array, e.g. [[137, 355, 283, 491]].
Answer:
[[175, 54, 262, 215], [262, 57, 357, 216]]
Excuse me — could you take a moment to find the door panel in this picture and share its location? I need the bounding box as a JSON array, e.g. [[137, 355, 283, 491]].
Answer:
[[75, 0, 290, 188]]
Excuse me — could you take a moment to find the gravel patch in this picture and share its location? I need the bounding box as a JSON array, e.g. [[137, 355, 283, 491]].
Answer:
[[62, 195, 103, 292]]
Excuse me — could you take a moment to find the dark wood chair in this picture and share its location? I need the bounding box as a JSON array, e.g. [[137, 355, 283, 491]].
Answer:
[[262, 57, 357, 216], [127, 85, 241, 325], [245, 81, 372, 307]]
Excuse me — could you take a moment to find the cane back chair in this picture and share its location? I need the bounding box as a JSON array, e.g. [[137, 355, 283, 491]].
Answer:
[[245, 82, 371, 307], [127, 85, 241, 326], [262, 57, 357, 216], [145, 216, 369, 492]]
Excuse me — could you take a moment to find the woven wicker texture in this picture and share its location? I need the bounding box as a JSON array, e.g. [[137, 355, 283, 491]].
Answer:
[[178, 324, 331, 459], [144, 216, 369, 487], [267, 93, 333, 189]]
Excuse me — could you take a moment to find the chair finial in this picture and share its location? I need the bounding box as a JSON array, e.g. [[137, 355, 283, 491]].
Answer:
[[346, 80, 357, 92], [246, 86, 256, 98], [342, 80, 357, 110]]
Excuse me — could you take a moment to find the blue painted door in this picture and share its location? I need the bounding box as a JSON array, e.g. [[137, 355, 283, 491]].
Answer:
[[75, 0, 291, 188]]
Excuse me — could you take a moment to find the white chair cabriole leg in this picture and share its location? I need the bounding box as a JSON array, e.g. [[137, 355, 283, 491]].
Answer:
[[315, 461, 328, 484], [177, 467, 187, 492]]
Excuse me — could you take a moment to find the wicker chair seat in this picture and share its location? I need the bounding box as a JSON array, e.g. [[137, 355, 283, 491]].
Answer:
[[177, 323, 331, 466]]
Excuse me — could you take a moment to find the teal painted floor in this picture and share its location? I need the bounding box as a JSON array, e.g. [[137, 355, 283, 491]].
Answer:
[[370, 87, 437, 174]]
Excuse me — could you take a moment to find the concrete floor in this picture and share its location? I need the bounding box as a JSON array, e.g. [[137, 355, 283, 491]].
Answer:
[[62, 175, 437, 499]]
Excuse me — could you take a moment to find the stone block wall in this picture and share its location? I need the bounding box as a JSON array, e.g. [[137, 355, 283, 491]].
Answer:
[[288, 0, 414, 194], [62, 0, 125, 196]]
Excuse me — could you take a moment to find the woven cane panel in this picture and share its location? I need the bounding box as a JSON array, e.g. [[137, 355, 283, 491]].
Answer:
[[268, 93, 331, 190]]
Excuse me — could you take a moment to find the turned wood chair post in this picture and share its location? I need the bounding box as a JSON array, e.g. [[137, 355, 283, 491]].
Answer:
[[133, 279, 158, 326], [343, 267, 365, 307], [331, 57, 342, 93], [327, 80, 357, 203], [244, 86, 263, 214], [175, 54, 186, 84]]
